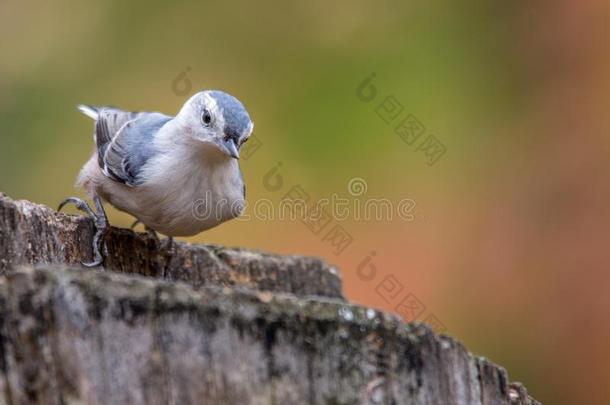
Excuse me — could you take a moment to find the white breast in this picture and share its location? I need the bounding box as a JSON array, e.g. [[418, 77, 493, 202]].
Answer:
[[87, 140, 245, 237]]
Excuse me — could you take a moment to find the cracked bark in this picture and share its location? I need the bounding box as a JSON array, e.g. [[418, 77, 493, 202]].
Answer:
[[0, 193, 342, 299], [0, 193, 539, 405]]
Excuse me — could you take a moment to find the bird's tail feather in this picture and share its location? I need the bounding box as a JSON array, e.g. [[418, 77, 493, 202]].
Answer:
[[77, 104, 99, 120]]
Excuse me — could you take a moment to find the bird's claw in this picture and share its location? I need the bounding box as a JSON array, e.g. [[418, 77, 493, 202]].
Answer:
[[58, 196, 108, 268], [58, 197, 96, 217], [130, 219, 141, 230], [81, 258, 103, 267], [144, 225, 160, 243]]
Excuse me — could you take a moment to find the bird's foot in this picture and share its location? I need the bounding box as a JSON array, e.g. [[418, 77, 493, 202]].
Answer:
[[130, 219, 142, 230], [58, 196, 108, 267], [144, 225, 161, 244], [165, 236, 174, 253]]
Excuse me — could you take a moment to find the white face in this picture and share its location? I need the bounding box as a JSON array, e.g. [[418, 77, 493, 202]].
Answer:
[[186, 92, 224, 142], [180, 91, 253, 160]]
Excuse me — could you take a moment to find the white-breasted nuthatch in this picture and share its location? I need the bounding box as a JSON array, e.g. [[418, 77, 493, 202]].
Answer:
[[59, 90, 254, 266]]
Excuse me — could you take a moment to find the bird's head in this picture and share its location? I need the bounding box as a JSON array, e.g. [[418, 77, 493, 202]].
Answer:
[[177, 90, 253, 159]]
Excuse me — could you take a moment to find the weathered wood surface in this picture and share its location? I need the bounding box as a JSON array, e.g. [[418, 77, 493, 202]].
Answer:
[[0, 266, 538, 405], [0, 192, 539, 404], [0, 193, 342, 299]]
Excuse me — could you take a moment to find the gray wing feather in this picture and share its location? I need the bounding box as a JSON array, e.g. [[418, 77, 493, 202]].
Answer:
[[92, 107, 171, 186]]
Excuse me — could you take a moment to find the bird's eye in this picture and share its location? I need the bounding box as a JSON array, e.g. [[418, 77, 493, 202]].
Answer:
[[202, 109, 212, 126], [240, 137, 249, 146]]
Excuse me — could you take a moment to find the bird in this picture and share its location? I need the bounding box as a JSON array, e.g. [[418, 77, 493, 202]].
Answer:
[[59, 90, 254, 267]]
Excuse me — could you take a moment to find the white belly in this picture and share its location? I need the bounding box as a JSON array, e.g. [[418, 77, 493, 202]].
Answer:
[[86, 152, 245, 237]]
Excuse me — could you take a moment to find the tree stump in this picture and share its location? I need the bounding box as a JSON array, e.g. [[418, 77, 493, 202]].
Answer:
[[0, 193, 539, 405]]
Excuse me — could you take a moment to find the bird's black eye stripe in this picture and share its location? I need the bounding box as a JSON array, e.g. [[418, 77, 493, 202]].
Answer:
[[202, 108, 212, 126]]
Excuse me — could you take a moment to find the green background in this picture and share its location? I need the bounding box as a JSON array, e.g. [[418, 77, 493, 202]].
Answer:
[[2, 1, 609, 403]]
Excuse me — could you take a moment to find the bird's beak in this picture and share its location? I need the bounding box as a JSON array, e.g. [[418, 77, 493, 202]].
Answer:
[[223, 138, 240, 159]]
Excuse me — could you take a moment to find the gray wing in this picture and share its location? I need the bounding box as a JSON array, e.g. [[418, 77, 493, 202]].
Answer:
[[91, 107, 172, 186]]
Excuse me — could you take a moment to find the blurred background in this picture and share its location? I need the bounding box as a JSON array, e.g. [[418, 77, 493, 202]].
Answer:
[[1, 0, 609, 403]]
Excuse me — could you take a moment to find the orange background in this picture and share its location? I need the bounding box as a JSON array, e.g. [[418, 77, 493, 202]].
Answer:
[[1, 1, 609, 403]]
